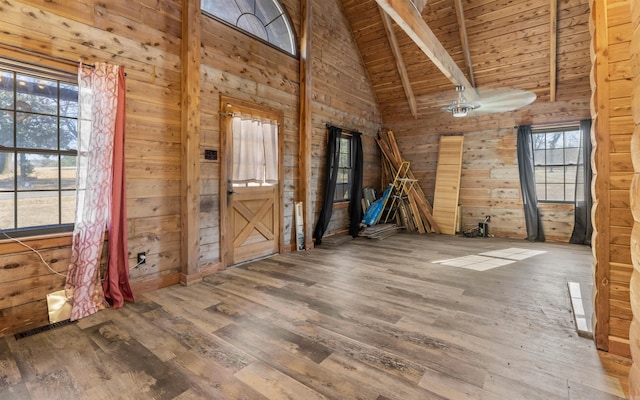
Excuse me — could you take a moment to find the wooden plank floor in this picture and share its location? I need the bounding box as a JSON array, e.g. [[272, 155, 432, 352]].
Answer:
[[0, 233, 631, 399]]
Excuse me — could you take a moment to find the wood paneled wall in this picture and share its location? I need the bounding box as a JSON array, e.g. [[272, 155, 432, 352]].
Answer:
[[628, 0, 640, 393], [591, 0, 633, 357], [309, 0, 382, 236], [0, 0, 184, 335], [0, 0, 381, 336], [390, 100, 590, 242]]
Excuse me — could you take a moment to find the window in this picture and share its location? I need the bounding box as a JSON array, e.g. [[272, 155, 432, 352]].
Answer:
[[230, 113, 279, 187], [334, 136, 352, 202], [0, 66, 78, 236], [201, 0, 296, 56], [532, 126, 580, 202]]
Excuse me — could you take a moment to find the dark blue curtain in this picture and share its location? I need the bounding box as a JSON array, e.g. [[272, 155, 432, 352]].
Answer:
[[517, 125, 545, 242], [349, 133, 363, 238], [313, 126, 342, 245], [570, 119, 593, 245]]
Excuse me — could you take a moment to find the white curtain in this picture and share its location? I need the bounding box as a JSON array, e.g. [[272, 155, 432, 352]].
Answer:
[[232, 114, 278, 183], [65, 63, 120, 320]]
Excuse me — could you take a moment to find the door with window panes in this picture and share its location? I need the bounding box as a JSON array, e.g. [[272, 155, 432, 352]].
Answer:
[[223, 104, 281, 266]]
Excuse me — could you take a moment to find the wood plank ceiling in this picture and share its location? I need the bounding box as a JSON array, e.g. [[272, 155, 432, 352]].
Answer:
[[341, 0, 591, 124]]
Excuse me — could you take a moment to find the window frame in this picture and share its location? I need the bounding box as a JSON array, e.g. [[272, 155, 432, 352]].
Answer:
[[0, 63, 78, 238], [333, 134, 353, 204], [201, 0, 298, 58], [531, 125, 580, 204]]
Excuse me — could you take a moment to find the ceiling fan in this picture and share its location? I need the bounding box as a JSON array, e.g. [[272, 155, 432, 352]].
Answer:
[[442, 86, 537, 118]]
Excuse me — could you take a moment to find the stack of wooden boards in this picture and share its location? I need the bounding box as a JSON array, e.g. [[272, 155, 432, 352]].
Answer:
[[359, 224, 403, 240], [376, 130, 439, 233]]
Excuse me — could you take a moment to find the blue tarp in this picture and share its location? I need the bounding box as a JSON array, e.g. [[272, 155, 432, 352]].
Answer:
[[362, 184, 392, 226]]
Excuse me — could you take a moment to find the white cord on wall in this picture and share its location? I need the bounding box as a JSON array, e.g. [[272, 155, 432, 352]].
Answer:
[[1, 226, 145, 280], [1, 230, 67, 278]]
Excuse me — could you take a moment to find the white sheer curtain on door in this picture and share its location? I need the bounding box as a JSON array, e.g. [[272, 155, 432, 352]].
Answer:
[[232, 114, 278, 184]]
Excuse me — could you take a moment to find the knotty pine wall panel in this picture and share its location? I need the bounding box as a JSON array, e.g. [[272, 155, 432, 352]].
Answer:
[[308, 0, 382, 238], [394, 126, 578, 242], [0, 0, 381, 336], [604, 0, 633, 356], [197, 0, 381, 265], [0, 0, 183, 336], [630, 0, 640, 384], [199, 14, 299, 262]]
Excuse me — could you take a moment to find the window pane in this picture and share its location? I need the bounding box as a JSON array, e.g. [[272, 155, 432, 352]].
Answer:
[[17, 154, 58, 190], [0, 70, 14, 109], [16, 75, 58, 116], [17, 191, 59, 228], [266, 15, 295, 54], [0, 193, 14, 229], [534, 166, 545, 184], [0, 152, 14, 190], [565, 165, 577, 183], [533, 149, 545, 165], [535, 183, 546, 200], [61, 190, 75, 224], [235, 0, 255, 13], [546, 166, 564, 184], [256, 0, 281, 23], [565, 184, 576, 201], [61, 155, 76, 190], [545, 184, 564, 201], [546, 132, 563, 149], [532, 134, 546, 150], [60, 117, 78, 150], [17, 114, 58, 149], [547, 148, 564, 164], [0, 110, 13, 147], [237, 14, 268, 40], [336, 168, 346, 184], [202, 0, 241, 24], [60, 83, 79, 118], [564, 130, 580, 147], [564, 147, 579, 165]]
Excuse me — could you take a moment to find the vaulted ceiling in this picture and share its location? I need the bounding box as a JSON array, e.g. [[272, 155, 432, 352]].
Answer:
[[341, 0, 591, 123]]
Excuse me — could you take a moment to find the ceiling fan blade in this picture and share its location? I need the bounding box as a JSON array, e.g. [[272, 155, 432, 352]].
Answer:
[[474, 88, 537, 113], [418, 86, 536, 116]]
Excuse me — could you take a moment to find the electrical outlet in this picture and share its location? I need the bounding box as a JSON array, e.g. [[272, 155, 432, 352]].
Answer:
[[137, 252, 146, 265]]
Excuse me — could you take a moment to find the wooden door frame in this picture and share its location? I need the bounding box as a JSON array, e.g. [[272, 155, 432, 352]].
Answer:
[[219, 96, 285, 268]]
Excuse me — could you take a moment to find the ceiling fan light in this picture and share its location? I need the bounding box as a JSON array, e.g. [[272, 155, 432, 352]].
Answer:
[[451, 105, 468, 117]]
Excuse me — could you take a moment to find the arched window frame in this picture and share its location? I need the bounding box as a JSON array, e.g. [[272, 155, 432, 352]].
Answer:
[[201, 0, 297, 57]]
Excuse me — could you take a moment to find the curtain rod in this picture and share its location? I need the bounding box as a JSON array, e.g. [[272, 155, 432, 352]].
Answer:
[[514, 121, 582, 130], [325, 123, 361, 134]]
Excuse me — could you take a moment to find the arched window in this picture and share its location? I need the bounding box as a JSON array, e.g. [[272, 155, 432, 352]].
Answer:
[[202, 0, 297, 56]]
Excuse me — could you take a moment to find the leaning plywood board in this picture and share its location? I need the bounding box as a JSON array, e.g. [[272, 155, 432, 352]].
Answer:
[[433, 135, 464, 235]]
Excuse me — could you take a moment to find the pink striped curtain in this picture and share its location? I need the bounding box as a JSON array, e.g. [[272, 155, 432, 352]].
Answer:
[[65, 63, 133, 320]]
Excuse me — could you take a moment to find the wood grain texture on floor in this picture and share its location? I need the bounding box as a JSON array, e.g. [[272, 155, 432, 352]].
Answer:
[[0, 234, 630, 399]]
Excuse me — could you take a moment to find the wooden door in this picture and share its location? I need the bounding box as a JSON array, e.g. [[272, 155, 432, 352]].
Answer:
[[227, 184, 279, 265], [221, 98, 283, 267]]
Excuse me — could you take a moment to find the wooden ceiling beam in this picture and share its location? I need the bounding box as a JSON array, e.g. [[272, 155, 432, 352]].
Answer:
[[453, 0, 475, 88], [375, 0, 478, 100], [378, 6, 418, 118]]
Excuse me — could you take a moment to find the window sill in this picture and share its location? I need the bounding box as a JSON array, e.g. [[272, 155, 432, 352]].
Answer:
[[333, 201, 350, 209]]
